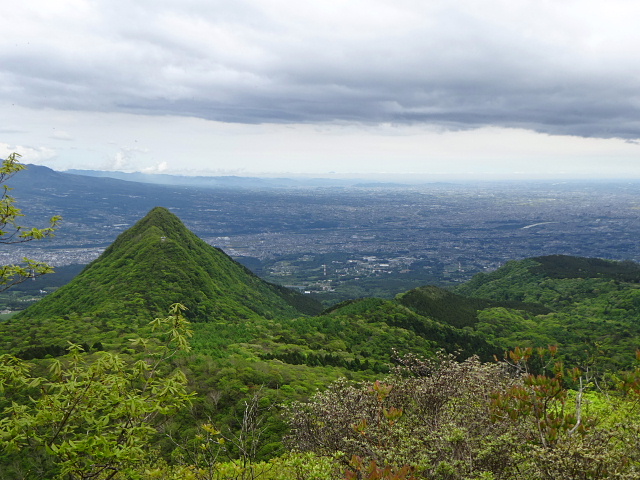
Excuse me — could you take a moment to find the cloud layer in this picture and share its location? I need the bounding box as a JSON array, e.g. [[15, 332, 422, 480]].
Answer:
[[3, 0, 640, 140]]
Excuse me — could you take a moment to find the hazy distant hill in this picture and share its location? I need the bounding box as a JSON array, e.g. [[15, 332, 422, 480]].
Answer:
[[11, 164, 153, 192], [9, 164, 194, 242], [66, 169, 399, 188]]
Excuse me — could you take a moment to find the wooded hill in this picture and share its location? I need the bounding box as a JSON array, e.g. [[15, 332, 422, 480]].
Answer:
[[4, 208, 640, 373], [5, 206, 640, 478], [454, 254, 640, 369], [3, 207, 319, 354], [18, 206, 320, 320]]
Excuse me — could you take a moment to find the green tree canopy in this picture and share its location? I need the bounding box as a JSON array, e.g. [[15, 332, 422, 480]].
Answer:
[[0, 303, 194, 479]]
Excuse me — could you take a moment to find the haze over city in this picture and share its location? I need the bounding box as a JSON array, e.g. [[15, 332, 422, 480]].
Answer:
[[1, 1, 640, 179]]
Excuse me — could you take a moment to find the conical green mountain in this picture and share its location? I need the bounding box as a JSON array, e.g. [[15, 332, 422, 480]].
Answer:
[[16, 207, 320, 325]]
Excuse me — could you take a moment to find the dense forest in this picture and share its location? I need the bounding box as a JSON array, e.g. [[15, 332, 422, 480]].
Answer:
[[3, 158, 640, 479]]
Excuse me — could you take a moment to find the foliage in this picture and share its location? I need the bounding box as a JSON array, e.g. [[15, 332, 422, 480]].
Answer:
[[491, 346, 593, 448], [396, 285, 549, 329], [490, 347, 640, 479], [6, 183, 640, 479], [163, 387, 332, 480], [321, 298, 501, 361], [454, 256, 640, 370], [0, 153, 61, 292], [285, 351, 520, 479], [346, 455, 417, 480], [530, 255, 640, 282], [0, 303, 194, 480], [143, 451, 341, 480], [286, 348, 640, 479]]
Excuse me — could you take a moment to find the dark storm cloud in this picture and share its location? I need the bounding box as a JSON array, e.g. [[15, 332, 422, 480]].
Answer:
[[3, 0, 640, 139]]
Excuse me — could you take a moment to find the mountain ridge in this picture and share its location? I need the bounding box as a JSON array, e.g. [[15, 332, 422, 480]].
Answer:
[[65, 168, 413, 189]]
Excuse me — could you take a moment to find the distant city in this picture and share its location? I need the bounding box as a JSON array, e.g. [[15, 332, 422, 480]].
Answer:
[[4, 166, 640, 305]]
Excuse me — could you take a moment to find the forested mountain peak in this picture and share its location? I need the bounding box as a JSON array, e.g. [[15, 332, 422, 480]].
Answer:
[[449, 255, 640, 369], [6, 207, 320, 354], [100, 206, 198, 257]]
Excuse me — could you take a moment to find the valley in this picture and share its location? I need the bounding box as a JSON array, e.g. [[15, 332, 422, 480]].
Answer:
[[3, 166, 640, 308]]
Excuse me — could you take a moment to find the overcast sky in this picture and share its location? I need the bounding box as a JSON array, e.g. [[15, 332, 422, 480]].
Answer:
[[1, 0, 639, 179]]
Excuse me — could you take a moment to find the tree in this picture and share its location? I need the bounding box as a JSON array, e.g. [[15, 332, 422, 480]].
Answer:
[[0, 303, 195, 479], [1, 152, 61, 291], [491, 347, 640, 479]]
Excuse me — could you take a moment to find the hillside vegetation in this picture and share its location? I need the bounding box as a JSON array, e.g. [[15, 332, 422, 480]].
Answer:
[[4, 204, 640, 478], [454, 254, 640, 369]]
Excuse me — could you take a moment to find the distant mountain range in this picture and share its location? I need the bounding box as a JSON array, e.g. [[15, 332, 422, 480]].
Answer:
[[66, 168, 415, 189]]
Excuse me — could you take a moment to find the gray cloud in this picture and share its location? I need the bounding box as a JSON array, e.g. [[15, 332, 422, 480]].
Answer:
[[2, 0, 640, 139]]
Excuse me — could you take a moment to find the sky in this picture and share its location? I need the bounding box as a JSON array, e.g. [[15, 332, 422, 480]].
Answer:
[[1, 0, 640, 180]]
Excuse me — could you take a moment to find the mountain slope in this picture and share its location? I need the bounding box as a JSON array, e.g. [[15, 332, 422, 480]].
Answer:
[[454, 255, 640, 306], [323, 297, 502, 361], [4, 207, 320, 353], [396, 284, 551, 329], [452, 255, 640, 368]]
